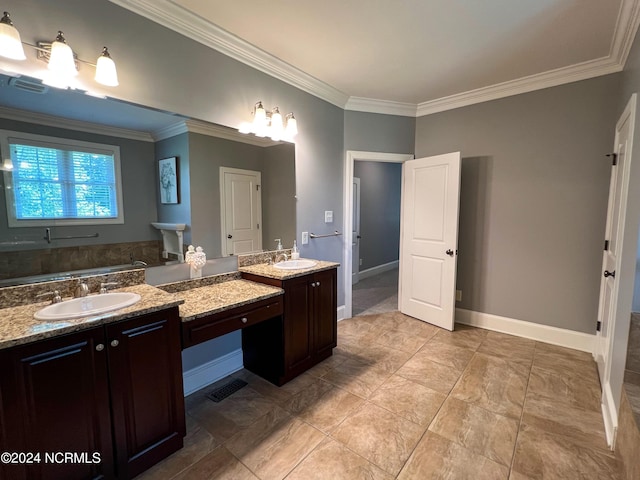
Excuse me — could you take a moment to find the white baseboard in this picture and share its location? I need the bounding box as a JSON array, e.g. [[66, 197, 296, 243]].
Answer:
[[337, 305, 346, 321], [182, 349, 244, 396], [358, 260, 399, 281], [455, 308, 595, 353], [601, 381, 618, 449]]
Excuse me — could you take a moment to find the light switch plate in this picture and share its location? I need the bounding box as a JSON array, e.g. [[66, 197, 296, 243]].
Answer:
[[301, 231, 309, 245], [456, 290, 462, 302], [324, 210, 333, 223]]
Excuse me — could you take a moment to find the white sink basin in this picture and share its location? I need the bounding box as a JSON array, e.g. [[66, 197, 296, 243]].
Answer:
[[273, 259, 318, 270], [34, 292, 141, 321]]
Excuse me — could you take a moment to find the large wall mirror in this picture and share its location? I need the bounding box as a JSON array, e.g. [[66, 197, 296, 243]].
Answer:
[[0, 74, 296, 286]]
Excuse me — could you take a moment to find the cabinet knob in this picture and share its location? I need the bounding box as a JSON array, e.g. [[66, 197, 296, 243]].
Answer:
[[241, 317, 248, 324], [96, 343, 104, 352], [110, 339, 119, 347], [316, 281, 321, 287], [311, 282, 316, 287]]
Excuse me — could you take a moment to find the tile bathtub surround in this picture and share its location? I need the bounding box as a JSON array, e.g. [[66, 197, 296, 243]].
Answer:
[[0, 268, 146, 308], [136, 311, 627, 480], [0, 239, 163, 280]]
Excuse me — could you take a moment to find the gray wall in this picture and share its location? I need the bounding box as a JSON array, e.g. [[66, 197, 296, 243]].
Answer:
[[0, 117, 157, 250], [156, 133, 192, 246], [345, 111, 416, 153], [415, 74, 621, 334], [262, 143, 297, 248], [353, 161, 402, 270]]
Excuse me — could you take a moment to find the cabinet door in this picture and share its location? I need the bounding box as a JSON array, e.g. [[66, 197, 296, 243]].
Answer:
[[313, 269, 338, 358], [106, 307, 185, 479], [0, 328, 114, 480], [283, 276, 314, 374]]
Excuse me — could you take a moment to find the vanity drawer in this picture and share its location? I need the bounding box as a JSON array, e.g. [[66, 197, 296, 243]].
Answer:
[[182, 295, 283, 348]]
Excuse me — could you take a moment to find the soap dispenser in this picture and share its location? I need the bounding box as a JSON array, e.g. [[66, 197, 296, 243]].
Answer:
[[291, 240, 300, 260]]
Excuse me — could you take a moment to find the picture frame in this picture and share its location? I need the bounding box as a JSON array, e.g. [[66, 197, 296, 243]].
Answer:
[[159, 157, 179, 204]]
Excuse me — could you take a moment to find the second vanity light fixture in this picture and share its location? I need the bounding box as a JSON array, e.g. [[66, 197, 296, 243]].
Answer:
[[238, 101, 298, 142], [0, 11, 119, 89]]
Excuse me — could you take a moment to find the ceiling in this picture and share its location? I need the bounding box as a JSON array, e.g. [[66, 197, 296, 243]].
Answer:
[[112, 0, 640, 116]]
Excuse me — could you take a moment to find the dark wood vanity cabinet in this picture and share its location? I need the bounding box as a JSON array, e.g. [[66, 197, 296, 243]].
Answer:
[[0, 307, 185, 480], [242, 268, 337, 385]]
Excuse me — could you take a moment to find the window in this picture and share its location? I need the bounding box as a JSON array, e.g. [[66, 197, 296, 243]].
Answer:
[[1, 130, 124, 227]]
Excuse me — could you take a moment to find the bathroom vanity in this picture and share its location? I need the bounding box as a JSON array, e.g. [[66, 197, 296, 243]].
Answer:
[[0, 256, 338, 479]]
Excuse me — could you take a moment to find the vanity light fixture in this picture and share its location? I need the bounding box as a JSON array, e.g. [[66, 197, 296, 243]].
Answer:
[[0, 12, 25, 60], [0, 11, 119, 89], [238, 101, 299, 142]]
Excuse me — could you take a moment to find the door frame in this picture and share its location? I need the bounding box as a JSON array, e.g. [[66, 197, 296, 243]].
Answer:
[[352, 176, 361, 285], [343, 151, 414, 320]]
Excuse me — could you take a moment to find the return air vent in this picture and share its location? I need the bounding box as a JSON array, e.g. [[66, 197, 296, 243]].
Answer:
[[8, 77, 49, 94]]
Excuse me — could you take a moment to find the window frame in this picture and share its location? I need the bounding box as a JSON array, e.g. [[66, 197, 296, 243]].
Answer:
[[1, 129, 124, 227]]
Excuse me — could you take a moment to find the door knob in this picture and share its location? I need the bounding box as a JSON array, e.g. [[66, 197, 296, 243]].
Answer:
[[604, 270, 616, 278], [227, 234, 233, 239], [446, 249, 454, 257]]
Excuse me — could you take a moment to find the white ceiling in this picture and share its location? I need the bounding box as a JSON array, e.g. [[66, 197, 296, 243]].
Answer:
[[114, 0, 640, 116]]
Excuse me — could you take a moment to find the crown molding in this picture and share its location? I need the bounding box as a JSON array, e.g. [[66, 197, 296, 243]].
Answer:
[[109, 0, 349, 108], [110, 0, 640, 118], [344, 97, 417, 117], [153, 119, 283, 147], [0, 105, 155, 141], [416, 56, 623, 117]]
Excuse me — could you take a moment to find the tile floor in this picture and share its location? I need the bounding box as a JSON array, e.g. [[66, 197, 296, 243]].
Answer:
[[137, 311, 622, 479], [352, 268, 398, 316]]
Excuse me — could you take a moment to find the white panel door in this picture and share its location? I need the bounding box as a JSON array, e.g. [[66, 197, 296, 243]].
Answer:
[[352, 177, 361, 285], [595, 95, 635, 381], [220, 167, 262, 256], [399, 152, 461, 330]]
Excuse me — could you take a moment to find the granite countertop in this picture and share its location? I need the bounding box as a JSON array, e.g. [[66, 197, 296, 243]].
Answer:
[[239, 259, 340, 280], [172, 279, 283, 322], [0, 284, 183, 350]]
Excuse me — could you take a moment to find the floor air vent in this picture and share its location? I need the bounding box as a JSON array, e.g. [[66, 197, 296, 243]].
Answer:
[[206, 378, 248, 403]]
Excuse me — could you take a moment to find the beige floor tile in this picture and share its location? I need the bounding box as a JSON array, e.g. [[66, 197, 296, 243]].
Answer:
[[135, 416, 218, 479], [170, 446, 258, 480], [477, 331, 535, 367], [352, 342, 413, 373], [283, 380, 364, 433], [374, 328, 430, 354], [286, 437, 393, 480], [187, 386, 280, 442], [305, 350, 350, 377], [418, 340, 476, 370], [512, 423, 619, 480], [369, 375, 446, 427], [331, 402, 424, 476], [390, 313, 441, 339], [397, 431, 509, 479], [527, 365, 601, 412], [430, 324, 488, 350], [225, 408, 325, 479], [450, 353, 528, 419], [532, 342, 598, 381], [522, 396, 609, 453], [396, 353, 463, 394], [428, 397, 519, 467], [322, 359, 392, 398]]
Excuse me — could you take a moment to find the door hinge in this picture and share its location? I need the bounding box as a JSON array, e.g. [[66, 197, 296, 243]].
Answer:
[[606, 153, 618, 166], [604, 239, 609, 251], [256, 184, 261, 191], [257, 223, 260, 229], [596, 321, 602, 332]]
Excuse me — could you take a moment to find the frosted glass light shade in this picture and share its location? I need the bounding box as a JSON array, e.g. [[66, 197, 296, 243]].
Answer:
[[48, 32, 77, 77], [95, 47, 118, 87], [0, 12, 26, 60], [270, 107, 283, 141], [1, 158, 13, 171], [285, 114, 298, 138]]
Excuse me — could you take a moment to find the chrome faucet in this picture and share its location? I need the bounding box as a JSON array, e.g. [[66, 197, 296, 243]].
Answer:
[[36, 290, 62, 304], [74, 280, 89, 298], [274, 252, 288, 264], [100, 282, 119, 294]]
